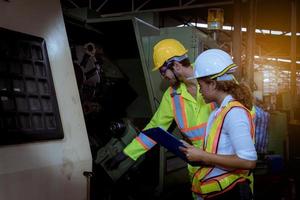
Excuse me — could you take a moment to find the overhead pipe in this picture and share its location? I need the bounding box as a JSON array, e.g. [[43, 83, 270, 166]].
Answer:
[[99, 1, 233, 18]]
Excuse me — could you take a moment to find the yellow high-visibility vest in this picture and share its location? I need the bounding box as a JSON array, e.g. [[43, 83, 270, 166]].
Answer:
[[123, 83, 213, 165]]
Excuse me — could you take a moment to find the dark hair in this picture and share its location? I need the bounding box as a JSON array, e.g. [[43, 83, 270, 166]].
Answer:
[[202, 78, 253, 110]]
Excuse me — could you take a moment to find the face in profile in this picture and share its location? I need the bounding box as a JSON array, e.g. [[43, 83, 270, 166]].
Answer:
[[197, 79, 214, 103], [159, 65, 178, 86]]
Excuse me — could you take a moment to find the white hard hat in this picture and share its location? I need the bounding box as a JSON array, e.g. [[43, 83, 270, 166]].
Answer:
[[188, 49, 237, 80]]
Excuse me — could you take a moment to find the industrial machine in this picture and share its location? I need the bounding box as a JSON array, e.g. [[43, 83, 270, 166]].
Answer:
[[0, 1, 92, 200]]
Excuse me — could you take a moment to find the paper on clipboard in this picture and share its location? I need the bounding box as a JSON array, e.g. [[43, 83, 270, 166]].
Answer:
[[142, 127, 189, 162]]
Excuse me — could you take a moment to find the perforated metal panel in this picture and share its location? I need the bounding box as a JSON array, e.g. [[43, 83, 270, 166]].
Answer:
[[0, 27, 63, 145]]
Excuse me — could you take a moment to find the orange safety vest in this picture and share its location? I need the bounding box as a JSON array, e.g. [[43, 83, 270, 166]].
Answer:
[[191, 101, 255, 199]]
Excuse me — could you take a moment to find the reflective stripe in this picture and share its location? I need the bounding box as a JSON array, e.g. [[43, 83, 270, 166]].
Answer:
[[171, 88, 188, 129], [136, 132, 156, 150], [179, 95, 188, 128], [206, 115, 224, 152], [185, 128, 205, 141], [192, 101, 255, 197], [170, 88, 206, 145], [200, 176, 247, 198], [182, 122, 206, 132]]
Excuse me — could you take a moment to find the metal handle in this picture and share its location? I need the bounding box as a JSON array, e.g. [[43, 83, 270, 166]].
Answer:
[[83, 171, 93, 200]]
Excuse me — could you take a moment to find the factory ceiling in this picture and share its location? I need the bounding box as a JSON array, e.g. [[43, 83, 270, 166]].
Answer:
[[61, 0, 300, 67]]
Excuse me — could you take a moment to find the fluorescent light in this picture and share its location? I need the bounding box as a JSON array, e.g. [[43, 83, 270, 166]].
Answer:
[[222, 25, 232, 30], [271, 30, 283, 35], [195, 23, 208, 28], [262, 29, 270, 34], [278, 58, 291, 63]]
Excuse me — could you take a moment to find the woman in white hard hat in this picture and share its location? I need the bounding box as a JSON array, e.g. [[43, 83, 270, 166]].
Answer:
[[180, 49, 257, 200]]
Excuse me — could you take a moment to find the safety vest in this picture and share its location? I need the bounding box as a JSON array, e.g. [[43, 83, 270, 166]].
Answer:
[[170, 87, 214, 148], [123, 83, 213, 161], [191, 101, 255, 198]]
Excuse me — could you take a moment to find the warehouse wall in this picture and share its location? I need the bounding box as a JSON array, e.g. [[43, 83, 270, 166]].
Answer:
[[0, 0, 92, 200]]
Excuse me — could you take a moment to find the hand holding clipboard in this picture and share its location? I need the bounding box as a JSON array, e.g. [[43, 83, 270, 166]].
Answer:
[[142, 127, 203, 166]]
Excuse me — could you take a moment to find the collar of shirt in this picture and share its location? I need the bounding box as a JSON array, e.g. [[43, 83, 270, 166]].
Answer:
[[213, 95, 234, 118], [175, 82, 199, 103]]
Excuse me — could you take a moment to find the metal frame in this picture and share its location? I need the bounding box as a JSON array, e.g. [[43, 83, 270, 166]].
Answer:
[[62, 0, 233, 17]]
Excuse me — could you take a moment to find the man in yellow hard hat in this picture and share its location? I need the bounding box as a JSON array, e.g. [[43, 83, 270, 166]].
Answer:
[[108, 38, 214, 199]]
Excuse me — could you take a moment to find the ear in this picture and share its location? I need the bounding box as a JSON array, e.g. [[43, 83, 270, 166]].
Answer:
[[210, 80, 217, 89]]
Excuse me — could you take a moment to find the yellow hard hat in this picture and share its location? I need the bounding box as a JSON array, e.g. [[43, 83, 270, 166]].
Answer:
[[152, 39, 188, 71]]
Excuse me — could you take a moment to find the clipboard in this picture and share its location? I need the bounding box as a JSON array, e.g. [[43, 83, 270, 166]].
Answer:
[[142, 127, 189, 162]]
